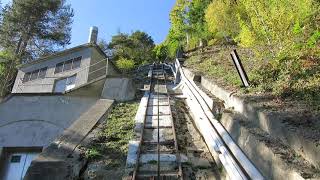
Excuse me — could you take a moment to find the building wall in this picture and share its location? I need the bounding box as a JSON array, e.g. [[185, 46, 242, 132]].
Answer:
[[0, 95, 98, 148], [106, 59, 119, 76], [12, 48, 92, 94], [88, 48, 107, 82], [87, 47, 120, 81]]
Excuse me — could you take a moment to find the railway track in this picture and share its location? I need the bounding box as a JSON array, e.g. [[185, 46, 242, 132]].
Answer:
[[129, 64, 183, 180], [126, 61, 264, 180]]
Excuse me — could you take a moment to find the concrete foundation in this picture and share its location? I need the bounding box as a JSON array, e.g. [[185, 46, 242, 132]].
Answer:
[[24, 99, 114, 180], [0, 95, 98, 148], [101, 77, 135, 102]]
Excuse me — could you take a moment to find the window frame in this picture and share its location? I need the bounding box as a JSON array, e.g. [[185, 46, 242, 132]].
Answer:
[[54, 62, 64, 74], [54, 56, 82, 74], [53, 74, 77, 93], [22, 67, 47, 83]]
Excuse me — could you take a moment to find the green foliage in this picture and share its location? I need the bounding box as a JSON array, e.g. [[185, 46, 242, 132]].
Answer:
[[205, 0, 239, 44], [166, 39, 180, 59], [237, 20, 256, 47], [165, 0, 212, 52], [116, 57, 135, 72], [0, 0, 74, 61], [187, 0, 212, 45], [0, 51, 17, 97], [168, 0, 189, 42], [85, 102, 138, 169], [85, 147, 102, 160], [164, 0, 189, 56], [167, 0, 320, 102], [307, 30, 320, 48], [107, 31, 155, 66], [153, 43, 168, 62]]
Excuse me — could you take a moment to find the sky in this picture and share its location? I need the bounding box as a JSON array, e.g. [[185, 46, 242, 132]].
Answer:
[[2, 0, 175, 47]]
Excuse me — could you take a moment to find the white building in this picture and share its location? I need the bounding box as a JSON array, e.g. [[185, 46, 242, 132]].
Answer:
[[0, 27, 134, 180]]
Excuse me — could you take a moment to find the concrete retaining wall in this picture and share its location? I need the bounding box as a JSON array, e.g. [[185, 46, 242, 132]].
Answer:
[[182, 67, 320, 170], [220, 113, 318, 179], [0, 95, 98, 148], [24, 99, 114, 180], [101, 77, 135, 102]]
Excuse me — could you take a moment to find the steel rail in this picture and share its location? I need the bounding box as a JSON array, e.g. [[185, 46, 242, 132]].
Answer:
[[157, 75, 160, 178], [132, 64, 154, 180], [132, 63, 183, 179], [164, 64, 183, 179]]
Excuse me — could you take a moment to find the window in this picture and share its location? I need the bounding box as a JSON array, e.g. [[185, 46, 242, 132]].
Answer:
[[54, 56, 82, 74], [10, 155, 21, 163], [63, 60, 72, 71], [23, 67, 47, 82], [72, 57, 81, 69], [23, 73, 30, 83], [55, 62, 64, 74], [54, 75, 76, 93], [38, 68, 47, 79], [30, 71, 39, 81]]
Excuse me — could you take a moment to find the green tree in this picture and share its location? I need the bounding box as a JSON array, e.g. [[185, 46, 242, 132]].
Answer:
[[165, 0, 189, 58], [0, 0, 74, 62], [168, 0, 188, 42], [0, 0, 73, 97], [187, 0, 212, 47], [130, 31, 155, 64], [107, 31, 155, 66], [0, 51, 16, 96], [205, 0, 240, 44], [165, 0, 213, 55]]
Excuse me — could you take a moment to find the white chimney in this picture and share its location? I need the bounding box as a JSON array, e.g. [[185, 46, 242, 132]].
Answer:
[[88, 26, 98, 44]]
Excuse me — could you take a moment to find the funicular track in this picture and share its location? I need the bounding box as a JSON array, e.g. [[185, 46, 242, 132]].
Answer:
[[132, 64, 183, 180], [126, 61, 264, 180]]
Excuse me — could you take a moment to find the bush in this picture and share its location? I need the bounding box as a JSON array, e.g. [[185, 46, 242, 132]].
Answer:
[[116, 58, 135, 72], [153, 43, 168, 62]]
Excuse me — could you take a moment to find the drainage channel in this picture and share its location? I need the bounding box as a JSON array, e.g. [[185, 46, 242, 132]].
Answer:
[[125, 64, 183, 180]]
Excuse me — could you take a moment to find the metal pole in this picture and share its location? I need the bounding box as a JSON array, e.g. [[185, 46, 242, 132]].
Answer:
[[230, 49, 250, 87]]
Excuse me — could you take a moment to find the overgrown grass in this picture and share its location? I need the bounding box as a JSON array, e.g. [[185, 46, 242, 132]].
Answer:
[[184, 45, 320, 109], [184, 46, 255, 89], [85, 102, 138, 168]]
